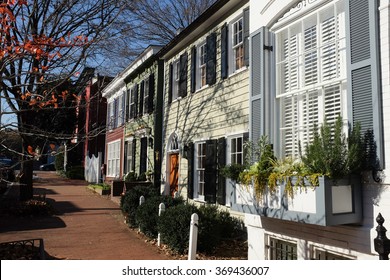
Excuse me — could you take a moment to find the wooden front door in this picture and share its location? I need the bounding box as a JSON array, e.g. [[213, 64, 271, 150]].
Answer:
[[169, 153, 179, 197]]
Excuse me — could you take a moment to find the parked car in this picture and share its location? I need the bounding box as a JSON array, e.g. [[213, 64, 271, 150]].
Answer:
[[39, 162, 56, 171], [0, 158, 16, 182]]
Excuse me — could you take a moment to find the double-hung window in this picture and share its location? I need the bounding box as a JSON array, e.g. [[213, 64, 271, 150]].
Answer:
[[275, 3, 346, 158], [232, 17, 244, 71], [172, 60, 180, 101], [195, 142, 206, 200], [229, 136, 244, 165], [107, 101, 114, 130], [198, 43, 207, 88], [117, 94, 124, 126], [143, 79, 149, 115], [129, 87, 136, 119], [107, 140, 121, 177]]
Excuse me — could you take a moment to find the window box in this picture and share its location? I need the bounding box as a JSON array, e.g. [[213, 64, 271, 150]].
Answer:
[[233, 175, 362, 226]]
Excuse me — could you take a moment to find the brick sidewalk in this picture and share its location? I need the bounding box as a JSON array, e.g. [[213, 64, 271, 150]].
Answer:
[[0, 172, 172, 260]]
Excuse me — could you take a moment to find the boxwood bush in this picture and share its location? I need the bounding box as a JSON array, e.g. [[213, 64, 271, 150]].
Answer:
[[120, 184, 159, 227], [158, 203, 244, 254], [136, 195, 184, 238], [157, 203, 198, 254]]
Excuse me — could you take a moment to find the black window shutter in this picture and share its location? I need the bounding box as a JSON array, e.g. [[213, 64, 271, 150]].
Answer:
[[204, 139, 217, 203], [168, 63, 173, 104], [221, 24, 229, 79], [123, 141, 128, 173], [107, 102, 111, 130], [140, 137, 147, 175], [187, 142, 194, 199], [206, 32, 217, 85], [114, 98, 118, 128], [121, 92, 126, 124], [217, 137, 226, 205], [148, 73, 155, 113], [125, 89, 130, 121], [133, 84, 139, 118], [179, 52, 188, 98], [139, 80, 145, 116], [132, 139, 136, 172], [191, 46, 197, 93], [243, 7, 250, 67]]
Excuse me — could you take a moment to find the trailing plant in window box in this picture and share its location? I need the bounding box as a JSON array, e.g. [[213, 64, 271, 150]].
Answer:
[[267, 157, 320, 198], [220, 163, 246, 183], [239, 116, 368, 199], [239, 136, 276, 198]]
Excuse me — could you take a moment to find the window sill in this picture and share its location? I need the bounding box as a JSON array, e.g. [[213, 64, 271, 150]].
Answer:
[[228, 66, 248, 79]]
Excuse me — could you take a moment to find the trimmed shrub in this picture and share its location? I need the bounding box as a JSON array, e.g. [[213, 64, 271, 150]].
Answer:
[[65, 166, 84, 179], [136, 195, 184, 238], [157, 203, 198, 254], [158, 203, 245, 254], [120, 184, 159, 227]]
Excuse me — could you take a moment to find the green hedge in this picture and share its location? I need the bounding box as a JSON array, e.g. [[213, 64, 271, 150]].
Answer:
[[120, 184, 159, 227], [157, 203, 244, 254], [65, 166, 84, 179], [136, 195, 184, 238], [157, 203, 198, 254]]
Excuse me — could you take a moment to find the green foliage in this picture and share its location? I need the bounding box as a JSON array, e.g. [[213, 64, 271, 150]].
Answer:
[[136, 195, 184, 238], [65, 166, 84, 179], [240, 136, 276, 198], [12, 199, 54, 216], [88, 183, 110, 191], [54, 146, 64, 171], [120, 184, 159, 227], [220, 163, 246, 183], [301, 115, 365, 179], [158, 203, 198, 254], [123, 171, 137, 182], [157, 203, 244, 254]]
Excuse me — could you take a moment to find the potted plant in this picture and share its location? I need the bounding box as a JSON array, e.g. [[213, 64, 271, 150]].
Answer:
[[235, 116, 368, 226]]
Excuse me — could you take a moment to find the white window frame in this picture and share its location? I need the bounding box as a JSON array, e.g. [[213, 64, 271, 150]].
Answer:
[[232, 17, 244, 72], [194, 141, 206, 201], [172, 60, 180, 101], [143, 78, 150, 115], [129, 87, 136, 119], [197, 42, 207, 89], [125, 139, 135, 174], [275, 2, 347, 158], [108, 100, 115, 130], [118, 94, 124, 126], [107, 140, 121, 178]]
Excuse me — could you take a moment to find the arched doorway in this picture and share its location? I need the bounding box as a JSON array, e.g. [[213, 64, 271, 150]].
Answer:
[[167, 133, 180, 197]]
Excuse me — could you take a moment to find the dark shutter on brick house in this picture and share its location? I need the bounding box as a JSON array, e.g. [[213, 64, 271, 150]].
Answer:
[[347, 0, 383, 167], [191, 46, 197, 93], [179, 52, 188, 98], [148, 73, 155, 113], [187, 142, 194, 199], [168, 63, 173, 104], [206, 32, 217, 85], [221, 24, 229, 79], [217, 137, 226, 205], [204, 139, 217, 203], [243, 7, 250, 67]]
